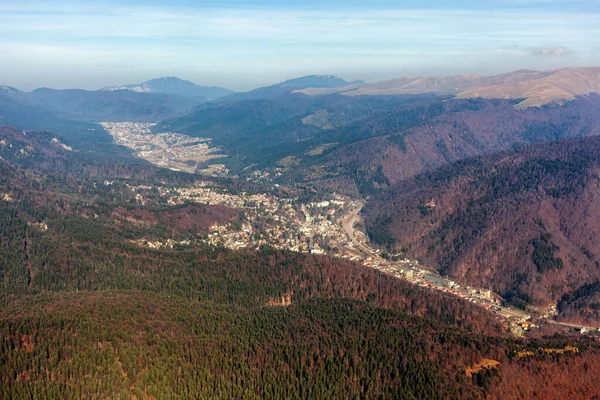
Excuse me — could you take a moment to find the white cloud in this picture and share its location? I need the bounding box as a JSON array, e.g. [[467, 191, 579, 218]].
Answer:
[[531, 46, 572, 55]]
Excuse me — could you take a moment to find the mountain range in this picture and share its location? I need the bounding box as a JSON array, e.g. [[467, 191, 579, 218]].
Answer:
[[0, 85, 199, 121], [308, 94, 600, 191], [0, 83, 203, 154], [296, 67, 600, 107], [214, 74, 364, 103], [151, 69, 600, 318], [5, 68, 600, 311], [101, 74, 363, 103]]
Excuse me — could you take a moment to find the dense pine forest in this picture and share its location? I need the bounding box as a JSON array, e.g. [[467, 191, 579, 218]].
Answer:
[[1, 126, 600, 399]]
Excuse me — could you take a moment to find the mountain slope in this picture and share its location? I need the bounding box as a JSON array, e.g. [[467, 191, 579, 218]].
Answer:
[[304, 95, 600, 196], [278, 74, 364, 89], [457, 67, 600, 107], [0, 126, 71, 164], [217, 75, 360, 103], [295, 69, 545, 96], [102, 76, 234, 99], [0, 86, 203, 155], [0, 140, 500, 398], [296, 67, 600, 107], [28, 88, 197, 122], [156, 94, 600, 191], [155, 93, 441, 172], [364, 135, 600, 308], [1, 84, 200, 124]]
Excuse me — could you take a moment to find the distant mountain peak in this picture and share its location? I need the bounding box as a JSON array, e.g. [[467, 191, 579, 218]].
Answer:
[[101, 77, 234, 99], [275, 75, 363, 89], [211, 74, 364, 103]]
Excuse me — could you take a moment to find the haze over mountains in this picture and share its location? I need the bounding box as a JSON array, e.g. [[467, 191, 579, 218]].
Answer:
[[101, 77, 234, 100], [4, 65, 600, 130], [0, 84, 198, 123], [99, 67, 600, 107], [0, 74, 361, 130], [213, 74, 365, 103], [297, 67, 600, 107]]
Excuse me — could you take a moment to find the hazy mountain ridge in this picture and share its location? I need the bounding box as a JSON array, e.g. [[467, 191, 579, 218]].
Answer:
[[216, 74, 361, 103], [102, 76, 234, 99], [0, 81, 203, 126], [27, 87, 197, 122], [0, 85, 22, 95], [296, 67, 600, 107], [277, 74, 364, 89], [0, 84, 204, 156], [457, 67, 600, 107], [295, 69, 548, 96]]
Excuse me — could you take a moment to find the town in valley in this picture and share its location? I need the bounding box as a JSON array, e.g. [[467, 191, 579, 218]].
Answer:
[[101, 122, 588, 338]]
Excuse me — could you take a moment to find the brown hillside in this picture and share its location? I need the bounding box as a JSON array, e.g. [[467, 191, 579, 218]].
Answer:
[[316, 96, 600, 194], [364, 136, 600, 308], [297, 67, 600, 107], [296, 69, 544, 97], [457, 67, 600, 107]]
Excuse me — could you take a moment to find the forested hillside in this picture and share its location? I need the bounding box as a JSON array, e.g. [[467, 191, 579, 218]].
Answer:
[[155, 93, 443, 171], [365, 135, 600, 310], [156, 90, 600, 200], [1, 126, 599, 398], [0, 87, 198, 125], [309, 95, 600, 196]]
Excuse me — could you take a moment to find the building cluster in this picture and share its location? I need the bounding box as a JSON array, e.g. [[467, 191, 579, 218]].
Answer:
[[128, 179, 536, 331], [148, 184, 356, 254], [101, 122, 224, 174], [135, 239, 191, 250], [99, 121, 596, 335], [336, 237, 533, 326]]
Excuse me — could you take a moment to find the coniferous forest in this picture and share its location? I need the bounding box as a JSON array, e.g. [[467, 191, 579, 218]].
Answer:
[[1, 127, 600, 399]]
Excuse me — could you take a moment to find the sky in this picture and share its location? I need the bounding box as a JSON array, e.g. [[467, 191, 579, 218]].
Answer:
[[1, 0, 599, 91]]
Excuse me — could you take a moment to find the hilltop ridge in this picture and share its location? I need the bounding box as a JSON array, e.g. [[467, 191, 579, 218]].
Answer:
[[295, 67, 600, 107], [102, 76, 234, 99]]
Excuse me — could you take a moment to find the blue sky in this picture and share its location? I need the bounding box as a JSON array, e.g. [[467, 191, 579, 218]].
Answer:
[[1, 0, 599, 91]]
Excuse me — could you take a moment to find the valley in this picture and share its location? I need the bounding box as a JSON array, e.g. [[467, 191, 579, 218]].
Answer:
[[4, 0, 600, 396], [4, 68, 600, 398], [124, 168, 562, 334], [102, 109, 600, 332], [102, 122, 228, 175]]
